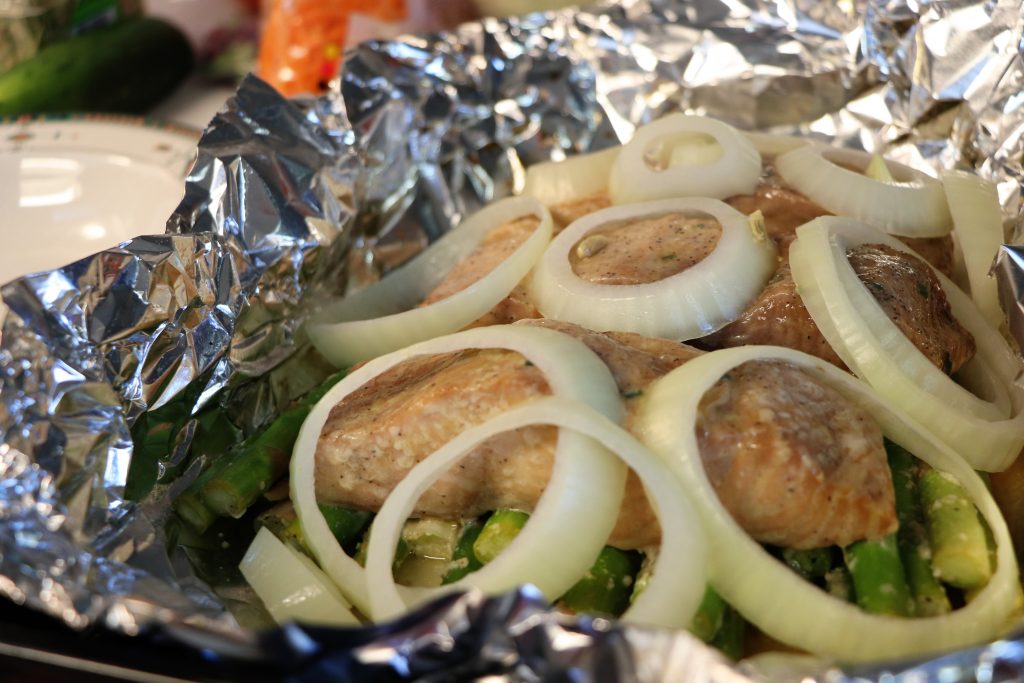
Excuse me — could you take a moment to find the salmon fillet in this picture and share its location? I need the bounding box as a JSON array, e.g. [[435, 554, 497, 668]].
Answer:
[[418, 194, 614, 328], [569, 212, 720, 285], [315, 320, 895, 549], [726, 162, 955, 276], [697, 360, 896, 549], [703, 244, 975, 374]]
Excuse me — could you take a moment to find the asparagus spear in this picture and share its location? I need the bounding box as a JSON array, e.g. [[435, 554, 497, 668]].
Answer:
[[711, 605, 745, 661], [472, 509, 529, 563], [559, 547, 641, 617], [629, 549, 656, 603], [843, 533, 914, 616], [443, 519, 485, 584], [174, 369, 348, 530], [258, 501, 374, 555], [824, 566, 853, 602], [395, 519, 461, 587], [354, 523, 410, 570], [886, 442, 951, 616], [689, 586, 728, 642], [472, 509, 641, 616], [919, 466, 993, 590], [779, 546, 834, 581]]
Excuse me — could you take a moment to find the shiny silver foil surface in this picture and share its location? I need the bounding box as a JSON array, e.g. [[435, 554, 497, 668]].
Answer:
[[3, 0, 1024, 680]]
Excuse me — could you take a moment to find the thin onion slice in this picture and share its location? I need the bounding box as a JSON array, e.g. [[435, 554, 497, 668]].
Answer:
[[789, 216, 1024, 471], [364, 396, 708, 629], [609, 114, 762, 204], [634, 345, 1020, 663], [240, 527, 359, 627], [743, 131, 809, 157], [307, 196, 553, 367], [522, 146, 620, 206], [942, 170, 1005, 329], [775, 144, 952, 238], [528, 198, 775, 340], [291, 325, 625, 616]]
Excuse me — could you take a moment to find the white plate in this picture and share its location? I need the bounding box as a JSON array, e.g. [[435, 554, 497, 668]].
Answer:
[[0, 115, 199, 323]]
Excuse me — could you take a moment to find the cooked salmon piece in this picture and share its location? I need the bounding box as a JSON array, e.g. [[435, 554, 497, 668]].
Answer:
[[418, 195, 615, 328], [697, 360, 896, 549], [315, 319, 700, 548], [549, 194, 611, 230], [726, 162, 955, 275], [315, 320, 895, 549], [569, 212, 720, 285], [702, 244, 975, 374], [419, 216, 542, 327]]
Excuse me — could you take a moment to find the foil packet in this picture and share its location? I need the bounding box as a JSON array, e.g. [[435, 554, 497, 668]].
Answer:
[[4, 0, 1024, 680]]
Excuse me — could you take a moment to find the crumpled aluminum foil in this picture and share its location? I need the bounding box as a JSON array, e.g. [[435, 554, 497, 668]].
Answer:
[[3, 0, 1024, 680]]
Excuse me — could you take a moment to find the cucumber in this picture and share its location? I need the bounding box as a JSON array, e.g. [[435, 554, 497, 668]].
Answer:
[[0, 18, 194, 116]]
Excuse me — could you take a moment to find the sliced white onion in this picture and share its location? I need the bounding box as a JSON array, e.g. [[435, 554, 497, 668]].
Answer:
[[307, 196, 553, 367], [743, 131, 810, 157], [789, 216, 1024, 471], [364, 396, 708, 629], [240, 527, 359, 627], [775, 144, 952, 238], [609, 114, 762, 204], [528, 198, 775, 340], [633, 345, 1020, 663], [942, 170, 1005, 329], [522, 146, 620, 206], [291, 324, 625, 616]]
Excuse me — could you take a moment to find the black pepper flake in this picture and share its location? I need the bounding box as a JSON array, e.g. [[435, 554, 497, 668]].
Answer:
[[622, 389, 644, 399]]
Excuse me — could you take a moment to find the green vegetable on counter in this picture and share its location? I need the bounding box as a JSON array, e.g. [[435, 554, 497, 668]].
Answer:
[[0, 18, 194, 115]]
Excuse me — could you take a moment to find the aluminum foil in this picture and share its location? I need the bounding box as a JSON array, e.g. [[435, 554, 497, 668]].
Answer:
[[4, 0, 1024, 680]]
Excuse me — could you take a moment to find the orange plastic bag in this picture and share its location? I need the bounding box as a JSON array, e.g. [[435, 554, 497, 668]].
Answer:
[[258, 0, 407, 96]]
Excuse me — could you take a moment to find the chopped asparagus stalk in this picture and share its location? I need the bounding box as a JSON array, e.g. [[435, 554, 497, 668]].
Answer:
[[256, 501, 301, 545], [824, 566, 853, 602], [175, 489, 218, 532], [200, 403, 315, 518], [402, 518, 460, 560], [354, 523, 409, 571], [629, 548, 656, 604], [472, 509, 529, 563], [395, 527, 457, 588], [443, 519, 485, 584], [267, 502, 372, 555], [471, 509, 639, 616], [321, 504, 374, 553], [711, 605, 745, 661], [558, 547, 640, 617], [174, 369, 348, 530], [779, 546, 834, 581], [689, 586, 728, 642], [843, 534, 914, 616], [886, 442, 951, 616], [919, 467, 993, 590]]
